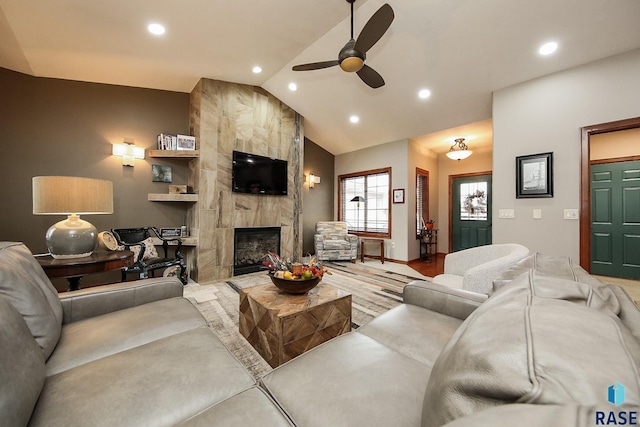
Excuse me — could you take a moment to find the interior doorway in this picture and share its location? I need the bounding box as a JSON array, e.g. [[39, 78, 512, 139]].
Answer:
[[449, 172, 492, 252], [580, 117, 640, 279]]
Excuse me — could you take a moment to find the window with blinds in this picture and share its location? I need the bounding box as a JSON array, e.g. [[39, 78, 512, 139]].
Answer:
[[338, 167, 391, 237], [416, 169, 429, 237]]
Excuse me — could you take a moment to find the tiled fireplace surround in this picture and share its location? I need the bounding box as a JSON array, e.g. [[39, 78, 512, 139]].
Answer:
[[187, 78, 303, 283]]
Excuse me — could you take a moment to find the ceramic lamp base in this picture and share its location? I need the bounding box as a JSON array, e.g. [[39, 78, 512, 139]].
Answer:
[[45, 214, 97, 259]]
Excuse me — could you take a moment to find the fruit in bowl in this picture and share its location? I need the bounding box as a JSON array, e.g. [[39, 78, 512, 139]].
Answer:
[[263, 253, 330, 294]]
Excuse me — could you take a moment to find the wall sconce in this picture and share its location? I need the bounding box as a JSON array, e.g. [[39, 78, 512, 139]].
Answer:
[[112, 139, 144, 167], [306, 174, 321, 188]]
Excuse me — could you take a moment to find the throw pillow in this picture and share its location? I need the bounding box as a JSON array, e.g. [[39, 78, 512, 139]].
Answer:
[[118, 237, 158, 261]]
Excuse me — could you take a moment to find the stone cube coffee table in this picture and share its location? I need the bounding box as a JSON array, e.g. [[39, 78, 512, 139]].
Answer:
[[239, 282, 352, 368]]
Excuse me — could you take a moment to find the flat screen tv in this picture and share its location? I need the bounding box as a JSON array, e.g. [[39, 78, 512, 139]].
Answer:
[[232, 151, 288, 195]]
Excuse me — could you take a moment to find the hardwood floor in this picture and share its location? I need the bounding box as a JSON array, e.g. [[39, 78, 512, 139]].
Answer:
[[408, 253, 445, 277]]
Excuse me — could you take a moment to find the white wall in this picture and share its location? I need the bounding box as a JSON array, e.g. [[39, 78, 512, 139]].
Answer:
[[492, 48, 640, 260], [335, 139, 410, 261]]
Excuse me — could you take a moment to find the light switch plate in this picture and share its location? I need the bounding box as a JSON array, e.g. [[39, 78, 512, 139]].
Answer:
[[533, 209, 542, 219], [499, 209, 515, 219], [564, 209, 579, 220]]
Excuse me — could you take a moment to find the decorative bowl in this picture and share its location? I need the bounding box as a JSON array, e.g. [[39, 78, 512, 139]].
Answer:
[[268, 271, 321, 294]]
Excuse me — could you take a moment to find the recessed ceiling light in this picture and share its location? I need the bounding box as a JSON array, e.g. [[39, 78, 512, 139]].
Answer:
[[350, 115, 360, 124], [252, 66, 262, 74], [147, 23, 165, 36], [288, 82, 297, 91], [418, 89, 431, 99], [539, 41, 558, 56]]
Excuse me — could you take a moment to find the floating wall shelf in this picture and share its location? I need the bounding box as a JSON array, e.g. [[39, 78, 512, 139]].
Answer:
[[148, 150, 199, 158], [148, 193, 198, 202]]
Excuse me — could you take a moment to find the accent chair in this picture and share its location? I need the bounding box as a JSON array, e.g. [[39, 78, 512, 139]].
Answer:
[[313, 221, 358, 263]]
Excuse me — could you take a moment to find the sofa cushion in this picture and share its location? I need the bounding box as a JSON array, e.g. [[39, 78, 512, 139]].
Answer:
[[0, 242, 62, 359], [422, 286, 640, 427], [323, 239, 351, 250], [431, 274, 463, 290], [178, 387, 293, 426], [29, 328, 256, 427], [496, 269, 621, 315], [493, 252, 604, 291], [46, 297, 207, 376], [357, 304, 463, 367], [441, 404, 597, 427], [0, 297, 46, 427], [262, 332, 430, 427]]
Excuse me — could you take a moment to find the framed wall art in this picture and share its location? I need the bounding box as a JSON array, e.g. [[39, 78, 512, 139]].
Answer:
[[152, 164, 173, 183], [393, 188, 405, 204], [516, 152, 553, 198]]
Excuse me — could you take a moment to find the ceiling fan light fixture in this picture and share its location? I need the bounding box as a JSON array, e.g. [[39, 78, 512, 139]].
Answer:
[[446, 138, 472, 161], [340, 56, 364, 72], [291, 2, 393, 88]]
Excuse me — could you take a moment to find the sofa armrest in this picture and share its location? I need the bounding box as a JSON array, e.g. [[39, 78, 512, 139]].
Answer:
[[346, 234, 359, 247], [403, 280, 487, 320], [313, 234, 325, 247], [59, 277, 183, 324]]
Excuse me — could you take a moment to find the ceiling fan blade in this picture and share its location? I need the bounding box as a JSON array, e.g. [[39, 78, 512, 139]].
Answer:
[[354, 3, 394, 54], [357, 65, 385, 89], [292, 60, 340, 71]]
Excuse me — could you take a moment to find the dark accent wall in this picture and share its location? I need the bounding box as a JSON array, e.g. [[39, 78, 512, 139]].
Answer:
[[302, 137, 335, 255], [0, 68, 190, 287]]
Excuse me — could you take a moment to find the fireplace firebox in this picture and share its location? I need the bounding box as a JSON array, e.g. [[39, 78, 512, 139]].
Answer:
[[234, 227, 281, 276]]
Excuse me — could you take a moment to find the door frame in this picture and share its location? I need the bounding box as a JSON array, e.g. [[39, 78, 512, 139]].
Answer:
[[579, 116, 640, 272], [448, 171, 492, 252]]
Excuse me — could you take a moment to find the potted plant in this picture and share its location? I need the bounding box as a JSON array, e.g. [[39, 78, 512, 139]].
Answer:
[[420, 220, 435, 243]]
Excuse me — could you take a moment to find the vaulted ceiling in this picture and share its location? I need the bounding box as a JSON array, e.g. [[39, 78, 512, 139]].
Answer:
[[2, 0, 639, 155]]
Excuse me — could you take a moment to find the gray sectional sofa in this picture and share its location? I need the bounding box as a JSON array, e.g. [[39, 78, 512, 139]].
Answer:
[[2, 241, 639, 426], [0, 242, 292, 427], [260, 252, 640, 426]]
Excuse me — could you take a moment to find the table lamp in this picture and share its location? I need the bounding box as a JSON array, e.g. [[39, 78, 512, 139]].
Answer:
[[32, 176, 114, 259]]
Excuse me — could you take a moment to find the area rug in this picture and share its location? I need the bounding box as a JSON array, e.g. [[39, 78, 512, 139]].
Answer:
[[183, 263, 430, 380]]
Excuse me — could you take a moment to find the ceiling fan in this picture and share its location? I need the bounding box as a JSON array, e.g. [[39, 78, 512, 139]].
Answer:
[[292, 0, 394, 89]]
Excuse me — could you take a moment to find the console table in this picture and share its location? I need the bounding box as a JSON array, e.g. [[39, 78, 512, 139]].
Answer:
[[36, 250, 134, 291]]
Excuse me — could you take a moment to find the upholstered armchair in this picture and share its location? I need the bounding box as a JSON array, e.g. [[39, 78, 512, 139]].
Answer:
[[314, 221, 358, 262], [432, 243, 530, 294]]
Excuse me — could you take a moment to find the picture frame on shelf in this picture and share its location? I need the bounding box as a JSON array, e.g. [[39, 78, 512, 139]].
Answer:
[[393, 188, 405, 204], [160, 228, 182, 238], [176, 134, 196, 150], [516, 152, 553, 198]]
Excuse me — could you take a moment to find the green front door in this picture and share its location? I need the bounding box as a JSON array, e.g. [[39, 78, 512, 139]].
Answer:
[[591, 160, 640, 279], [451, 174, 492, 252]]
